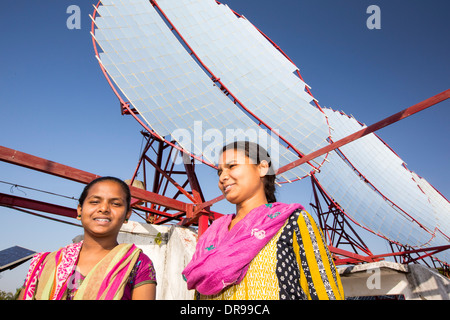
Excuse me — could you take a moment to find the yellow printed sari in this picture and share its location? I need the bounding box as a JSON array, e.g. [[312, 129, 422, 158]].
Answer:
[[198, 209, 344, 300]]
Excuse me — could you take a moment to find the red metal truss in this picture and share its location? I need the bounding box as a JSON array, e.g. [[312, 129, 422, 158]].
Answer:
[[276, 89, 450, 175], [309, 174, 381, 265], [0, 146, 188, 212], [0, 144, 219, 234], [310, 173, 450, 269], [124, 131, 222, 233], [3, 86, 447, 266], [91, 0, 334, 182], [0, 192, 77, 219]]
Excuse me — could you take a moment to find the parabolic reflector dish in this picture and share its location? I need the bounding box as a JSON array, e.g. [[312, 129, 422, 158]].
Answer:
[[91, 0, 449, 263], [92, 0, 331, 183]]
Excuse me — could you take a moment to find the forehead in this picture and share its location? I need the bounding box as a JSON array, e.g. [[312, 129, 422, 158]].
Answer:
[[87, 180, 126, 198], [218, 149, 254, 166]]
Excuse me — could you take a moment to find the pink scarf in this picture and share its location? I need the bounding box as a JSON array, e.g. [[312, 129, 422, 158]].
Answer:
[[182, 202, 304, 295]]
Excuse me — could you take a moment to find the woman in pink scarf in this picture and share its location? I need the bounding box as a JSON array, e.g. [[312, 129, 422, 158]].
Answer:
[[183, 141, 344, 300], [19, 176, 156, 300]]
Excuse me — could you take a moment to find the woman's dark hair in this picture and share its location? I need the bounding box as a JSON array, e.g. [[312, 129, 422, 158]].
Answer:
[[78, 176, 132, 210], [220, 141, 277, 203]]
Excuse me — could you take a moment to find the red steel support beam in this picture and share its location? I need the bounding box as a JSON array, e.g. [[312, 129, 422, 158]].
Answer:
[[0, 192, 77, 219], [0, 146, 100, 184], [310, 175, 374, 258], [192, 194, 225, 216], [183, 154, 210, 236], [277, 89, 450, 175], [0, 145, 190, 212], [328, 246, 380, 264], [371, 245, 450, 262]]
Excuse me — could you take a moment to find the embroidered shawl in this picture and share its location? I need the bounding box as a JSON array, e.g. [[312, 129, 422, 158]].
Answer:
[[182, 202, 304, 295]]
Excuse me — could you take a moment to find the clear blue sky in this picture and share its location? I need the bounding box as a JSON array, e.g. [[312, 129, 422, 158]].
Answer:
[[0, 0, 448, 292]]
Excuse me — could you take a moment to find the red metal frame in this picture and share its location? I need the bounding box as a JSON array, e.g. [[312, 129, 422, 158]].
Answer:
[[309, 175, 379, 265], [311, 172, 450, 269], [276, 89, 450, 175], [0, 192, 77, 219], [124, 131, 222, 229], [3, 86, 447, 264], [376, 243, 450, 266], [0, 144, 217, 234]]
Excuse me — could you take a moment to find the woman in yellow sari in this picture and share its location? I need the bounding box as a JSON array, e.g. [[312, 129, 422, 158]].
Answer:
[[20, 176, 156, 300], [183, 141, 344, 300]]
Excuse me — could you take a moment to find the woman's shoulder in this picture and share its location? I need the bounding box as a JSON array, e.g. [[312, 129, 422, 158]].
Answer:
[[270, 202, 305, 212], [283, 205, 314, 226], [136, 251, 153, 265], [132, 251, 157, 284], [31, 241, 82, 263], [27, 251, 52, 270]]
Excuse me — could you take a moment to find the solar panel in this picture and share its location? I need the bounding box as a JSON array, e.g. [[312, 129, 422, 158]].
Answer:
[[0, 246, 36, 272]]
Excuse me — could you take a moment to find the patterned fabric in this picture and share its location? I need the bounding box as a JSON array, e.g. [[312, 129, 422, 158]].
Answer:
[[21, 252, 51, 300], [22, 242, 83, 300], [66, 252, 157, 300], [22, 242, 155, 300], [183, 203, 304, 295], [199, 224, 284, 300], [197, 207, 344, 300]]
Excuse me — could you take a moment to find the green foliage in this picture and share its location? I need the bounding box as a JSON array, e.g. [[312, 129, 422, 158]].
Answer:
[[0, 288, 21, 300], [155, 232, 162, 246]]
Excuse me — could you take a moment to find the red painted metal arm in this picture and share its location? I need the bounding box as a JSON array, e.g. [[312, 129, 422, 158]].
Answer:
[[0, 146, 190, 212], [0, 146, 100, 184], [0, 192, 77, 218], [277, 89, 450, 175]]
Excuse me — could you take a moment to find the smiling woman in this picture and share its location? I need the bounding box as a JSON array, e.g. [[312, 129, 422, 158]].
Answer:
[[183, 142, 344, 300], [77, 177, 132, 241], [18, 177, 157, 300]]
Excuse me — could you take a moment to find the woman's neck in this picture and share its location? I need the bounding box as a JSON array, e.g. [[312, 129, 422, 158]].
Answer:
[[76, 235, 119, 276], [229, 195, 268, 230], [81, 234, 118, 253]]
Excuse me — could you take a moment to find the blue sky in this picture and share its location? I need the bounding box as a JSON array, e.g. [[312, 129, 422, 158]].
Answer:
[[0, 0, 449, 292]]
